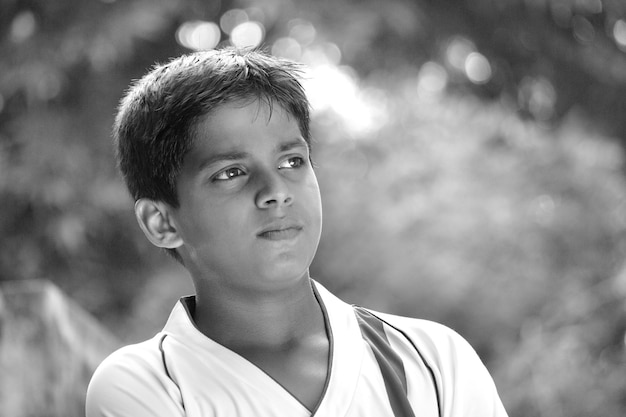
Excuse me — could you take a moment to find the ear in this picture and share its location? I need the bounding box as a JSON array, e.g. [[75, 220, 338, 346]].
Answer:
[[134, 199, 183, 249]]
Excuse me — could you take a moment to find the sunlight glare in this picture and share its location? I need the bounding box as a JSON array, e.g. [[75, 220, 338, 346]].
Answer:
[[303, 65, 387, 135]]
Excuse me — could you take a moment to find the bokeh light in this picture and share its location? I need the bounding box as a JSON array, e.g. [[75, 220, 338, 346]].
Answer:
[[10, 10, 36, 43], [571, 15, 595, 44], [288, 18, 316, 46], [34, 71, 62, 101], [220, 9, 249, 35], [465, 52, 492, 84], [416, 61, 448, 98], [272, 37, 302, 61], [613, 19, 626, 50], [445, 36, 476, 72], [301, 43, 342, 67], [518, 76, 556, 120], [583, 0, 603, 14], [176, 21, 221, 51], [245, 7, 266, 25], [230, 21, 265, 48], [550, 3, 572, 28]]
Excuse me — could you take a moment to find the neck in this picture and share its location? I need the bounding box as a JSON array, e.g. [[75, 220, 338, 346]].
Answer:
[[192, 275, 325, 350]]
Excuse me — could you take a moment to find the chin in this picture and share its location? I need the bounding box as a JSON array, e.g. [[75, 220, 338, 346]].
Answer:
[[256, 266, 310, 289]]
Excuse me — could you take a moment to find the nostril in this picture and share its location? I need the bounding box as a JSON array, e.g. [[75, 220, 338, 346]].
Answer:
[[254, 173, 294, 209], [257, 194, 293, 209]]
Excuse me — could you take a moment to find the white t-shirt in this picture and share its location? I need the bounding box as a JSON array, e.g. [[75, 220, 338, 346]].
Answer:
[[86, 281, 508, 417]]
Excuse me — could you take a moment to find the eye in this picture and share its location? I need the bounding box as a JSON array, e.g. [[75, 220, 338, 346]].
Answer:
[[278, 156, 305, 169], [213, 167, 246, 181]]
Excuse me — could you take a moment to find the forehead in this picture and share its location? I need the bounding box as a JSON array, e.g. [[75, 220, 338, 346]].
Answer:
[[198, 100, 299, 139], [183, 101, 305, 167]]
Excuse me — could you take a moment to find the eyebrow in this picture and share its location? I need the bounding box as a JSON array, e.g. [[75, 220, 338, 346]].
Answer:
[[277, 138, 308, 153], [197, 138, 308, 171], [197, 151, 248, 173]]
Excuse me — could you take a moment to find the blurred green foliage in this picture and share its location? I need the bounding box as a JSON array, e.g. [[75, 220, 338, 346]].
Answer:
[[1, 0, 626, 416]]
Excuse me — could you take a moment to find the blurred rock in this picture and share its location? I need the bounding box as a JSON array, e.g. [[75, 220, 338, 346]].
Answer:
[[0, 280, 119, 417]]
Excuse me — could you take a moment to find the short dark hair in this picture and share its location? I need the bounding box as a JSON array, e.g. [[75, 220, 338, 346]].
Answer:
[[113, 47, 311, 208]]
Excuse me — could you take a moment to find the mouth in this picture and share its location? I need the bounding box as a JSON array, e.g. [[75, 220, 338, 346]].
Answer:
[[257, 224, 303, 241]]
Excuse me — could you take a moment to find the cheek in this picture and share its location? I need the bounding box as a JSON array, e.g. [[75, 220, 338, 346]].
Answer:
[[181, 209, 247, 264], [302, 180, 323, 229], [176, 199, 234, 244], [311, 177, 323, 213]]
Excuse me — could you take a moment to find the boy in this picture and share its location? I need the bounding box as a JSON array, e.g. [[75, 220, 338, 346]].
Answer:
[[86, 47, 508, 417]]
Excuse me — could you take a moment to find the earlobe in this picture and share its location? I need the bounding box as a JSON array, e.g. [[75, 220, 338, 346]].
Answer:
[[134, 199, 183, 249]]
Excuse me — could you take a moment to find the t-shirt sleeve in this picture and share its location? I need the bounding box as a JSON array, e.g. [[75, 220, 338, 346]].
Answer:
[[381, 314, 509, 417], [85, 343, 185, 417], [432, 324, 508, 417]]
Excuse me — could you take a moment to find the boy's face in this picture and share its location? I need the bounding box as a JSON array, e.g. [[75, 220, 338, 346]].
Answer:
[[170, 101, 322, 293]]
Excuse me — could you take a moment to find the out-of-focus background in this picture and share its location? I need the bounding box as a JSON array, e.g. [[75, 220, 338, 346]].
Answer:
[[1, 0, 626, 415]]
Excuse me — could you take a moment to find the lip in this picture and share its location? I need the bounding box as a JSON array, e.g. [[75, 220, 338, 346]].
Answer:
[[257, 222, 304, 241]]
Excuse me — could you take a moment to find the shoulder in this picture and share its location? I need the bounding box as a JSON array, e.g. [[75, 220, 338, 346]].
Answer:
[[369, 309, 486, 378], [367, 309, 473, 362], [366, 309, 509, 417], [86, 334, 184, 417]]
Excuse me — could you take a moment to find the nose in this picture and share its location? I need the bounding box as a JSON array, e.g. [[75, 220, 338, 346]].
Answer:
[[255, 170, 294, 209]]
